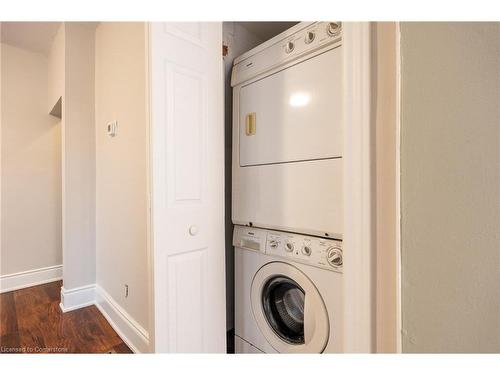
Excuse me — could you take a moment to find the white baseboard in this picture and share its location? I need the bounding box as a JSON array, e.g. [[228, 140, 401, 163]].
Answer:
[[94, 285, 150, 353], [0, 265, 62, 293], [59, 284, 96, 312]]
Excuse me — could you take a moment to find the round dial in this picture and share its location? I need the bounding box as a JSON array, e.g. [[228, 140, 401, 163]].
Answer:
[[327, 22, 342, 37], [304, 31, 315, 44], [285, 41, 295, 53], [327, 247, 343, 268], [285, 242, 294, 252], [302, 245, 312, 256], [269, 239, 279, 249]]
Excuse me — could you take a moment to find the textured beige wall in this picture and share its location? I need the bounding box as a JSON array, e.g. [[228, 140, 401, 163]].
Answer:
[[374, 22, 398, 353], [1, 43, 62, 275], [401, 22, 500, 352], [95, 22, 150, 331]]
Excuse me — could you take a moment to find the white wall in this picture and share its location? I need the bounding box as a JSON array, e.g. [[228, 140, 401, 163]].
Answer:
[[222, 22, 263, 332], [401, 22, 500, 353], [47, 23, 64, 112], [62, 23, 96, 290], [95, 22, 150, 334], [1, 43, 62, 276]]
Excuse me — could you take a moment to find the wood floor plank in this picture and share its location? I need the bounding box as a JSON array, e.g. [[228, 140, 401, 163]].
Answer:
[[0, 333, 20, 352], [13, 284, 54, 308], [0, 281, 132, 354], [0, 292, 18, 336], [110, 342, 133, 353], [39, 281, 62, 303]]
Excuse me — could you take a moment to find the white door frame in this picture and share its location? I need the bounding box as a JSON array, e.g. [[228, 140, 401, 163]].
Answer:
[[342, 22, 376, 353]]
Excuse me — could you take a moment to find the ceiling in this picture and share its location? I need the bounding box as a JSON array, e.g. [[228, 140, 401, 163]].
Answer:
[[238, 22, 299, 41], [0, 22, 298, 55], [1, 22, 61, 55]]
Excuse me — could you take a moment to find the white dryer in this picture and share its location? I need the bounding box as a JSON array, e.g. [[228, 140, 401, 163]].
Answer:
[[231, 22, 343, 238], [233, 225, 343, 353]]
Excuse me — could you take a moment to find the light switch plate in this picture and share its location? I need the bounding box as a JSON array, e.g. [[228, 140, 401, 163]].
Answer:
[[106, 120, 118, 137]]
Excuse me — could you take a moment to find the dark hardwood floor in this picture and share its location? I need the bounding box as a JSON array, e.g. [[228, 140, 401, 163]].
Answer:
[[0, 281, 132, 354]]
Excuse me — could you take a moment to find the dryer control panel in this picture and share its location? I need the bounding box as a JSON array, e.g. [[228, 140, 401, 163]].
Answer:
[[266, 231, 343, 273], [231, 21, 342, 87]]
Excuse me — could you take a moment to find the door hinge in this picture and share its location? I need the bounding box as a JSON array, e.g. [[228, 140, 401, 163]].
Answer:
[[222, 44, 229, 57]]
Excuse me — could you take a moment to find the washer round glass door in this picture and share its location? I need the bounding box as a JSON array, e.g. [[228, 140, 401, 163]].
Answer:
[[251, 262, 330, 353], [262, 276, 305, 344]]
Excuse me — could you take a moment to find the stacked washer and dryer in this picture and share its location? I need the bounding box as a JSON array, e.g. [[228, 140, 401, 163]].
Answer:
[[231, 22, 344, 353]]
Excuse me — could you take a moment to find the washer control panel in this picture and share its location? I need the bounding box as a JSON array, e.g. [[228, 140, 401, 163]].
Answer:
[[265, 231, 343, 273]]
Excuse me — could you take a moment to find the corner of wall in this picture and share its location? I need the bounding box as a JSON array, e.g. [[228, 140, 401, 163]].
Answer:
[[61, 22, 96, 291]]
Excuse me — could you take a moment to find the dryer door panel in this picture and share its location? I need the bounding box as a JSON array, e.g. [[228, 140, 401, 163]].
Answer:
[[238, 46, 342, 167]]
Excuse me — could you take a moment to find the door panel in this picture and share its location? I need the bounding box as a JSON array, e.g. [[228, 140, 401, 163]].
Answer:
[[239, 47, 342, 167], [167, 248, 206, 352], [151, 22, 225, 353], [169, 64, 204, 201]]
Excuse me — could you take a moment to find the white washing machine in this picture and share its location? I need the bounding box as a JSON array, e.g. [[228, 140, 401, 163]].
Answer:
[[231, 21, 343, 239], [233, 225, 343, 353]]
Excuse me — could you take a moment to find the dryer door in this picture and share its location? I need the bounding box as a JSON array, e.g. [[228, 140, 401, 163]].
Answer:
[[251, 262, 330, 353], [238, 46, 342, 167]]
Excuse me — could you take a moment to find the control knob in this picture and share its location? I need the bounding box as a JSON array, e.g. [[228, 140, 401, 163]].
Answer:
[[285, 41, 295, 53], [302, 245, 312, 256], [269, 239, 279, 249], [327, 247, 343, 268], [304, 31, 315, 44], [327, 22, 342, 37], [285, 242, 294, 252]]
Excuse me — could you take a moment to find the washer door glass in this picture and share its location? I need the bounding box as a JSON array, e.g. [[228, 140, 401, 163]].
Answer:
[[251, 262, 330, 353], [262, 276, 305, 345]]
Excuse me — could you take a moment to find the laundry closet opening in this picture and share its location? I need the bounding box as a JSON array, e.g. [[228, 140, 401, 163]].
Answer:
[[223, 22, 343, 353]]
